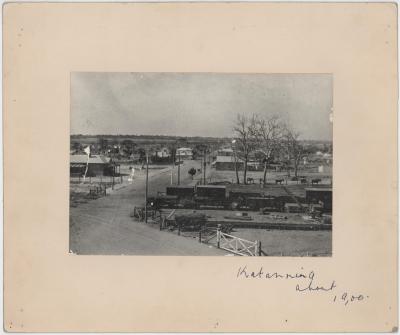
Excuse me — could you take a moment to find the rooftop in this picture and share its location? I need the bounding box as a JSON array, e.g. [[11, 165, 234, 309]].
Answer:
[[215, 156, 235, 163], [70, 154, 111, 164]]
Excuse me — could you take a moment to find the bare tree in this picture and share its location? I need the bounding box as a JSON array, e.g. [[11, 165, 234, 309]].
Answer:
[[252, 115, 284, 185], [233, 114, 258, 184], [282, 127, 306, 178], [231, 139, 240, 184]]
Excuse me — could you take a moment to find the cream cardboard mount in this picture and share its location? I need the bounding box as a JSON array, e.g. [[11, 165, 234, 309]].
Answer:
[[3, 2, 398, 332]]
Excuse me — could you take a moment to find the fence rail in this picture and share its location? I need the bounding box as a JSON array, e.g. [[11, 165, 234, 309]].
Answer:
[[217, 229, 260, 256]]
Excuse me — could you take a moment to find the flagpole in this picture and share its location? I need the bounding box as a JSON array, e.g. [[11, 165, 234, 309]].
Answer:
[[145, 152, 149, 223], [82, 146, 91, 184]]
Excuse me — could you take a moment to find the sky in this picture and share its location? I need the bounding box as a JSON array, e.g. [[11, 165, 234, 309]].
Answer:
[[71, 73, 333, 140]]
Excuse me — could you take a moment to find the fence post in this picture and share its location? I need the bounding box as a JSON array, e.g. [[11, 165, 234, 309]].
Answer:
[[216, 225, 221, 249], [199, 229, 202, 243], [258, 241, 262, 256], [178, 222, 181, 236]]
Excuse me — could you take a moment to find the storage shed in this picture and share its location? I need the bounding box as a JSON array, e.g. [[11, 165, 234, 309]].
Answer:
[[70, 154, 117, 176]]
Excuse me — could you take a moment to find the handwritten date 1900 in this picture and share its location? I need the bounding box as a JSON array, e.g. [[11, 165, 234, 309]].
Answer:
[[333, 292, 369, 306]]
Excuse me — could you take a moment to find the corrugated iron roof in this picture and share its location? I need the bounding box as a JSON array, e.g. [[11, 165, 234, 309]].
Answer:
[[70, 155, 111, 164], [214, 156, 245, 163]]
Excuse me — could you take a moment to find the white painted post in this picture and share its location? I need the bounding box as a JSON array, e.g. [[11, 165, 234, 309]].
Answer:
[[216, 225, 221, 249]]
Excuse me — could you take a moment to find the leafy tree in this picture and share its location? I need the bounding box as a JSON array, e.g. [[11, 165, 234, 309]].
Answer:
[[72, 142, 81, 152], [167, 143, 177, 164], [188, 167, 197, 179], [121, 139, 136, 157], [98, 138, 109, 153], [137, 148, 146, 163]]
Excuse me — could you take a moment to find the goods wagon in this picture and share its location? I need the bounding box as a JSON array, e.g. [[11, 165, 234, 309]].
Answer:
[[166, 186, 195, 198], [305, 188, 332, 213], [245, 197, 276, 211], [194, 185, 228, 209]]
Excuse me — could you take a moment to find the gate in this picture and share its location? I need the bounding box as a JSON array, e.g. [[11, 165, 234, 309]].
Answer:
[[216, 229, 260, 256]]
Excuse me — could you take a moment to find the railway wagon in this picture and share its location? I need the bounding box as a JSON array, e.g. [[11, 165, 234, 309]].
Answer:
[[166, 186, 195, 199], [245, 197, 277, 211], [228, 191, 263, 200], [227, 190, 264, 210], [194, 185, 228, 208], [148, 195, 179, 209], [305, 188, 332, 213]]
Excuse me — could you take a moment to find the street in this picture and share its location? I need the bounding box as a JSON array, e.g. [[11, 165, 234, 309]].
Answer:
[[69, 160, 225, 255]]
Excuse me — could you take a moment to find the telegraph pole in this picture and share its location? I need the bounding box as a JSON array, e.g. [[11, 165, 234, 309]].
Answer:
[[112, 164, 115, 189], [177, 151, 181, 185], [203, 149, 206, 185], [145, 152, 149, 223], [170, 150, 174, 185], [232, 140, 240, 184]]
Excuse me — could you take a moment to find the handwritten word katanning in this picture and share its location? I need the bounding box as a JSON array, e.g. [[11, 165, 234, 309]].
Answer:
[[237, 266, 336, 292], [237, 266, 313, 280]]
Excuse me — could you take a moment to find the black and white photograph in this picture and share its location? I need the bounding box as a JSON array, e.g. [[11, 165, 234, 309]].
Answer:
[[70, 73, 333, 256], [6, 2, 397, 331]]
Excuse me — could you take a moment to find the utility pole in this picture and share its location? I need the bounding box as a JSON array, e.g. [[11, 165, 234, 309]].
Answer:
[[203, 149, 206, 185], [177, 151, 181, 185], [170, 150, 174, 185], [112, 164, 115, 189], [145, 152, 149, 223]]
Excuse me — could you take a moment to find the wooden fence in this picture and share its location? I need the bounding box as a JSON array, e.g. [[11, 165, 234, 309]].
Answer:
[[134, 210, 262, 256], [216, 229, 260, 256]]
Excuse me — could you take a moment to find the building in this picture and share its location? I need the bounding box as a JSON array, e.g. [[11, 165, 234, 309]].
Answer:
[[176, 147, 193, 160], [212, 155, 244, 171], [216, 148, 234, 156], [70, 154, 117, 176], [155, 147, 171, 158]]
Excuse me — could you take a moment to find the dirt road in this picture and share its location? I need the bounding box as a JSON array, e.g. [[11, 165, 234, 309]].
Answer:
[[70, 160, 225, 255]]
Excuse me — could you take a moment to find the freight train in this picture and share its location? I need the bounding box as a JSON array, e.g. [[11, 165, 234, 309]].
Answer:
[[147, 185, 332, 213]]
